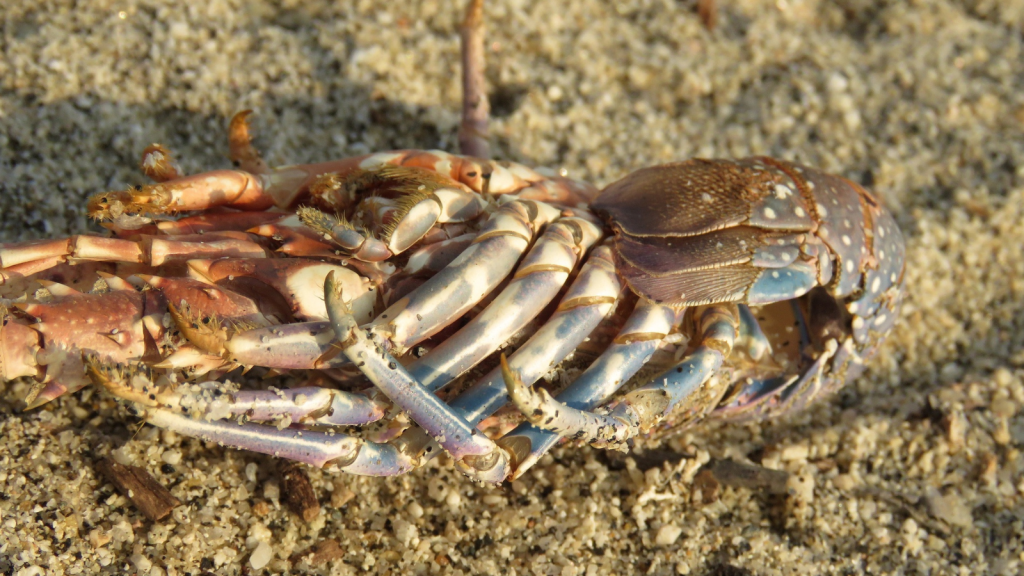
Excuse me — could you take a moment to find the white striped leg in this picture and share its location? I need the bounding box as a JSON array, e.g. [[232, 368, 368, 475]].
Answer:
[[325, 272, 511, 483], [367, 199, 562, 355], [503, 304, 738, 449], [409, 216, 603, 391], [447, 245, 624, 425], [498, 302, 683, 478]]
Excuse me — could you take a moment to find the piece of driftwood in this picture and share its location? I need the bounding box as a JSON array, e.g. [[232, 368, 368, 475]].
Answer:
[[96, 457, 181, 521], [278, 461, 321, 522]]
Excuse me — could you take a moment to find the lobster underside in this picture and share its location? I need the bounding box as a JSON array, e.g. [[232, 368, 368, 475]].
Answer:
[[0, 126, 904, 483], [0, 1, 904, 484]]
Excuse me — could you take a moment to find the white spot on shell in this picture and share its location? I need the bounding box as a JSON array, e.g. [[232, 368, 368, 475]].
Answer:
[[701, 192, 714, 203], [873, 313, 888, 326], [794, 206, 806, 217], [871, 277, 882, 293], [818, 205, 828, 218], [764, 207, 777, 220], [774, 185, 792, 199], [841, 235, 852, 246], [852, 317, 865, 330], [772, 271, 780, 278], [845, 260, 855, 272]]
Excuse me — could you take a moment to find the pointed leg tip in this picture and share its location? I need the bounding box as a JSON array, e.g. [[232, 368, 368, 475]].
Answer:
[[23, 395, 53, 411]]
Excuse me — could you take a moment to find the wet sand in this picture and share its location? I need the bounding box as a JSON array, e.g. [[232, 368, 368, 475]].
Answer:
[[2, 1, 1023, 574]]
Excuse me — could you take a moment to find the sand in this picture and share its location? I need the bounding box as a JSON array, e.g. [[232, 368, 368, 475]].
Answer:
[[2, 0, 1023, 574]]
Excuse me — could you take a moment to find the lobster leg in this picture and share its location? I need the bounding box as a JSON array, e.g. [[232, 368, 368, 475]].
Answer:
[[448, 245, 623, 424], [735, 304, 774, 363], [185, 257, 377, 323], [87, 357, 386, 428], [145, 408, 419, 474], [210, 199, 559, 370], [223, 321, 347, 370], [0, 233, 269, 283], [408, 217, 602, 391], [458, 0, 489, 159], [311, 245, 621, 483], [503, 304, 738, 448], [324, 271, 511, 483], [498, 302, 681, 478], [367, 199, 561, 354]]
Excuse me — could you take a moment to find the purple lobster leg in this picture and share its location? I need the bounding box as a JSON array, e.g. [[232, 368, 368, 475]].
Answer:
[[146, 409, 419, 474], [504, 304, 738, 449], [207, 387, 386, 427], [498, 302, 682, 478]]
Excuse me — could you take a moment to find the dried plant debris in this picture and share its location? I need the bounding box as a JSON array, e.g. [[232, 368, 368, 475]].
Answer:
[[95, 457, 181, 522], [278, 461, 321, 523]]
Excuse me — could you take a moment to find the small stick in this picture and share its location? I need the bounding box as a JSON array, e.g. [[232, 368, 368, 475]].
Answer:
[[458, 0, 491, 159], [697, 0, 718, 31], [96, 457, 181, 521], [278, 460, 321, 523]]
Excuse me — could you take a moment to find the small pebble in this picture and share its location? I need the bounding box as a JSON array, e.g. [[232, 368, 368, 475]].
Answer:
[[927, 491, 973, 528], [161, 450, 182, 465], [655, 524, 683, 546], [249, 542, 273, 570]]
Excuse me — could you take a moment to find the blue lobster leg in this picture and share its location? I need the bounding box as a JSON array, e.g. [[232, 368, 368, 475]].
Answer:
[[497, 302, 682, 478], [735, 304, 773, 362], [325, 271, 512, 482], [503, 305, 738, 449], [746, 260, 820, 305]]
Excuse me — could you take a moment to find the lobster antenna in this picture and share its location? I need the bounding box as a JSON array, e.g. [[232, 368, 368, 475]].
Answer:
[[458, 0, 490, 159]]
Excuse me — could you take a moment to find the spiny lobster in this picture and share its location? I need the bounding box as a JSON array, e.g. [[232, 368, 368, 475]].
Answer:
[[1, 0, 904, 484]]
